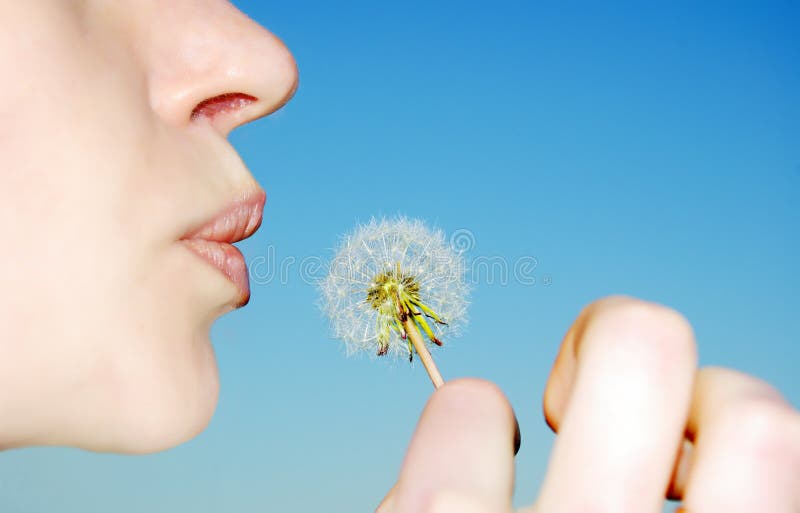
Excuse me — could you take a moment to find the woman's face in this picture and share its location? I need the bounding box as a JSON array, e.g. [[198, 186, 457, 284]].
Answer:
[[0, 1, 297, 453]]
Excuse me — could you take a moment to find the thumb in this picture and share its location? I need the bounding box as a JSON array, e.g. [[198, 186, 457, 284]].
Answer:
[[385, 378, 517, 513]]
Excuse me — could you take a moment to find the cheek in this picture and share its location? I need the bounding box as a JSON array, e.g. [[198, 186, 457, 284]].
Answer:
[[1, 209, 225, 452], [0, 77, 222, 454], [63, 234, 231, 452], [0, 5, 233, 452]]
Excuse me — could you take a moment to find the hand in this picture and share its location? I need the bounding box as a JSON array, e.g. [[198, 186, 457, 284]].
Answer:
[[377, 296, 800, 513]]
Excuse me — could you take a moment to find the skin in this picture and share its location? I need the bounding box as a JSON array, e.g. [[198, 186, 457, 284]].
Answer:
[[0, 0, 297, 452], [378, 297, 800, 512], [1, 2, 797, 511]]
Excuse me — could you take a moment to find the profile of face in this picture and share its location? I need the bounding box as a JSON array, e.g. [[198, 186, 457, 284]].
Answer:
[[0, 1, 297, 453]]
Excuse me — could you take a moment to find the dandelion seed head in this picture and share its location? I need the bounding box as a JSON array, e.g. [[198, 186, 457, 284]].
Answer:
[[319, 217, 469, 359]]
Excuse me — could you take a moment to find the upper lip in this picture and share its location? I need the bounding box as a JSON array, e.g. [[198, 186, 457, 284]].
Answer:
[[180, 189, 266, 243]]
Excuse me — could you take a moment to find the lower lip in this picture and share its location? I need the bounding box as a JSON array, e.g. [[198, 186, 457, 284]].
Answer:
[[181, 239, 250, 306]]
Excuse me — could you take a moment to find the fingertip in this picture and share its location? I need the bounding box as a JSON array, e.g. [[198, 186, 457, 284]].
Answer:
[[436, 378, 520, 456], [583, 297, 698, 370], [543, 296, 698, 433], [536, 297, 700, 512], [437, 378, 509, 407], [393, 377, 517, 513], [430, 379, 515, 433]]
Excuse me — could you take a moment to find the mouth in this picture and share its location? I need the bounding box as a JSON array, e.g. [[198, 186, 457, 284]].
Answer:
[[179, 189, 266, 307]]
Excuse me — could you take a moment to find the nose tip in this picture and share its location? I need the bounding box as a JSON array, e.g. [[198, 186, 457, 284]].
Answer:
[[145, 3, 299, 134], [248, 33, 299, 120], [203, 30, 299, 135], [272, 64, 300, 116]]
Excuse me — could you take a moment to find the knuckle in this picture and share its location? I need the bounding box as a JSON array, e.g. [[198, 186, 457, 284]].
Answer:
[[718, 399, 800, 464], [583, 296, 697, 367]]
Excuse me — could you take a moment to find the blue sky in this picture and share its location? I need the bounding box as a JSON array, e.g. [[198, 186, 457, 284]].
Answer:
[[1, 1, 798, 512]]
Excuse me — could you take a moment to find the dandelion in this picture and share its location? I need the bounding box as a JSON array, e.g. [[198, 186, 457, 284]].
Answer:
[[319, 217, 469, 388]]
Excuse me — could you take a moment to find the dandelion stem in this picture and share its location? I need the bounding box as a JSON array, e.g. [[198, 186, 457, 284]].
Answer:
[[401, 315, 445, 389]]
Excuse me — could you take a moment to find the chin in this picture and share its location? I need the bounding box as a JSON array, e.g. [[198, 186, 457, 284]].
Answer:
[[118, 377, 220, 455], [84, 330, 222, 455]]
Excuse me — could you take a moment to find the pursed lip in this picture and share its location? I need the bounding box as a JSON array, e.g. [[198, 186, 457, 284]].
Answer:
[[179, 189, 266, 307]]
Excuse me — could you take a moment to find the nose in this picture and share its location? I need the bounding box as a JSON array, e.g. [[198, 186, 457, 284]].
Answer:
[[143, 1, 298, 136]]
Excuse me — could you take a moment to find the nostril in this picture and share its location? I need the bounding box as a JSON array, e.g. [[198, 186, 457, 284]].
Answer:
[[190, 92, 258, 121]]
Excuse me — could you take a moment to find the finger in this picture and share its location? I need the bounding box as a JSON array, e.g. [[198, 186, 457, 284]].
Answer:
[[535, 296, 697, 513], [677, 367, 800, 512], [377, 417, 519, 513], [376, 483, 397, 513], [383, 378, 517, 513], [666, 439, 693, 501]]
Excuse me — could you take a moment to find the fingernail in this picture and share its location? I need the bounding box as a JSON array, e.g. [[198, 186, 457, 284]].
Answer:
[[512, 411, 521, 456]]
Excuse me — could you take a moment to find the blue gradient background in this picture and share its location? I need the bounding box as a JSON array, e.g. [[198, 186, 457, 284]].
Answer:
[[1, 2, 797, 512]]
